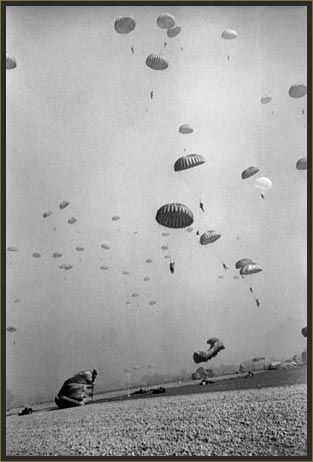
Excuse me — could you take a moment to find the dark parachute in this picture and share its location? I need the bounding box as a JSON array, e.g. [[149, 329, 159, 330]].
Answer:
[[296, 158, 307, 170], [146, 54, 169, 70], [174, 154, 205, 172], [200, 230, 221, 245], [156, 203, 194, 228], [59, 201, 70, 210], [55, 369, 97, 408], [157, 13, 175, 29], [241, 166, 259, 179], [114, 16, 136, 34], [302, 326, 307, 338], [235, 258, 254, 270]]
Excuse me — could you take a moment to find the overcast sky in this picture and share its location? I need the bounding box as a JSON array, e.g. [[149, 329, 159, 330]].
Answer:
[[6, 4, 307, 405]]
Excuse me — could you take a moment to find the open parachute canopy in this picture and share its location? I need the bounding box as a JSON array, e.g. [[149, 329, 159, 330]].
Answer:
[[68, 217, 77, 224], [7, 246, 18, 252], [53, 252, 63, 258], [200, 230, 221, 245], [193, 337, 225, 364], [179, 124, 193, 134], [157, 13, 175, 29], [254, 177, 272, 193], [55, 369, 97, 408], [167, 25, 181, 38], [6, 53, 17, 69], [296, 158, 307, 170], [261, 96, 272, 104], [241, 166, 259, 179], [156, 203, 194, 228], [289, 84, 307, 98], [221, 29, 237, 39], [7, 325, 17, 333], [32, 253, 41, 258], [174, 154, 205, 172], [146, 258, 153, 263], [146, 54, 168, 70], [302, 326, 307, 338], [43, 210, 53, 218], [240, 263, 263, 276], [59, 201, 70, 210], [235, 258, 255, 269], [114, 16, 136, 34]]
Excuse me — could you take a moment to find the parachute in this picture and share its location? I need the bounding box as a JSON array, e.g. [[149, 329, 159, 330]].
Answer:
[[253, 357, 265, 362], [164, 255, 171, 259], [157, 13, 175, 29], [32, 253, 41, 258], [144, 277, 150, 281], [167, 25, 181, 38], [161, 245, 168, 251], [100, 265, 109, 270], [296, 158, 307, 170], [235, 258, 254, 270], [7, 325, 17, 333], [55, 369, 97, 409], [43, 211, 53, 218], [53, 252, 63, 258], [186, 227, 193, 233], [132, 292, 139, 297], [240, 263, 263, 276], [68, 217, 77, 224], [59, 201, 70, 210], [162, 232, 170, 236], [146, 258, 152, 263], [156, 203, 194, 228], [101, 244, 110, 250], [221, 29, 237, 39], [6, 53, 17, 70], [254, 177, 272, 197], [114, 16, 136, 34], [112, 215, 120, 221], [59, 264, 73, 270], [149, 300, 157, 306], [261, 96, 272, 104], [76, 247, 84, 251], [200, 230, 221, 245], [302, 326, 307, 337], [7, 246, 18, 252], [289, 84, 307, 98], [241, 166, 259, 179], [174, 154, 205, 172], [179, 124, 193, 134], [146, 54, 169, 70], [193, 338, 225, 363]]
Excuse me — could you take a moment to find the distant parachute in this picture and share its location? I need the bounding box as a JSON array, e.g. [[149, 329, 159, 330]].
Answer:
[[59, 201, 70, 210], [68, 217, 77, 224], [101, 244, 110, 250], [235, 258, 254, 270], [233, 275, 240, 280], [144, 276, 150, 281], [43, 211, 53, 218], [162, 232, 170, 236], [122, 271, 130, 275], [7, 246, 18, 252], [59, 264, 73, 270], [6, 53, 17, 70], [14, 299, 21, 303], [221, 29, 237, 39], [7, 325, 17, 332], [146, 54, 169, 70], [261, 96, 272, 104], [289, 84, 307, 98], [161, 245, 168, 251], [254, 177, 272, 196], [53, 252, 63, 258], [253, 357, 265, 362], [156, 203, 194, 228], [186, 227, 193, 233], [179, 124, 193, 134], [149, 300, 157, 306], [132, 292, 139, 297], [200, 230, 221, 245], [112, 215, 120, 221], [302, 326, 307, 338], [157, 13, 175, 29], [193, 337, 225, 363], [100, 265, 109, 270], [241, 166, 259, 179], [240, 264, 263, 276], [167, 25, 181, 37], [114, 16, 136, 34], [32, 253, 41, 258], [76, 247, 84, 252], [174, 154, 205, 172], [218, 275, 224, 279], [146, 258, 152, 263], [296, 158, 307, 170]]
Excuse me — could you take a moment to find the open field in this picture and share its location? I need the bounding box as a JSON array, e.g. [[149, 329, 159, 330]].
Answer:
[[6, 367, 308, 457]]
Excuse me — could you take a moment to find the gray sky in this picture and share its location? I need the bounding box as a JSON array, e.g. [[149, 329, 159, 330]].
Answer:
[[6, 5, 307, 405]]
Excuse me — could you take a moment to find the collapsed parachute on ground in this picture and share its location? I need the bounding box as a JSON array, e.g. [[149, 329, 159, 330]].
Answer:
[[76, 247, 85, 251], [221, 29, 237, 39], [289, 84, 307, 98], [53, 252, 63, 258], [174, 154, 205, 172], [193, 338, 225, 363], [200, 230, 221, 245], [296, 158, 307, 170], [146, 54, 168, 70], [112, 215, 120, 221], [43, 211, 53, 218], [7, 325, 17, 333], [179, 124, 193, 134], [167, 25, 181, 37], [6, 53, 17, 69], [302, 326, 307, 337], [7, 246, 18, 252], [241, 166, 259, 179], [235, 258, 254, 270], [59, 201, 70, 210], [156, 203, 194, 228], [261, 96, 272, 104], [114, 16, 136, 34], [32, 253, 41, 258], [157, 13, 175, 29], [55, 369, 97, 408], [240, 263, 263, 276]]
